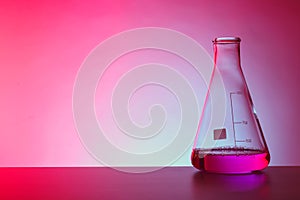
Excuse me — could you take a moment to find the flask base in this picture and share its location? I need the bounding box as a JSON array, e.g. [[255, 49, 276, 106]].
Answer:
[[191, 148, 270, 174]]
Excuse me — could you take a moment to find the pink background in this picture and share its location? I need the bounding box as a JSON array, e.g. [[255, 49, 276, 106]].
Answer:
[[0, 0, 299, 166]]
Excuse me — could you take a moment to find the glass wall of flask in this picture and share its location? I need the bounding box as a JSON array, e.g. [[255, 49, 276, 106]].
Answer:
[[191, 37, 270, 174]]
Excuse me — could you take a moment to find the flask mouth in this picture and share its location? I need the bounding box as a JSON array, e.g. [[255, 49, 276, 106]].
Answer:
[[213, 37, 241, 44]]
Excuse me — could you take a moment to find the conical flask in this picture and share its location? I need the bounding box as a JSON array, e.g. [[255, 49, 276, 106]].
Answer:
[[191, 37, 270, 174]]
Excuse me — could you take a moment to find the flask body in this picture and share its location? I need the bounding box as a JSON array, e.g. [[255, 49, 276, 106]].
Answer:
[[191, 37, 270, 174]]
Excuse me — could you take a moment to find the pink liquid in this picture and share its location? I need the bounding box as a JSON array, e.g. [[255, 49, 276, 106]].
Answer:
[[191, 148, 270, 174]]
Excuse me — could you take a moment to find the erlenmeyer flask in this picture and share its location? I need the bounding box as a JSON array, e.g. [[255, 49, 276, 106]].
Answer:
[[191, 37, 270, 174]]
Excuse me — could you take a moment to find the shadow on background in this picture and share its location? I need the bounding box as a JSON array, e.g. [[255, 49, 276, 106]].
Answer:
[[191, 171, 270, 200]]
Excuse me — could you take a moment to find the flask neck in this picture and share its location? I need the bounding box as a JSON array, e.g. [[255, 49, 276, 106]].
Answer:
[[213, 39, 241, 71]]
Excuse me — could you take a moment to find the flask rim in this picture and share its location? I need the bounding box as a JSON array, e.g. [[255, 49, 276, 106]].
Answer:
[[213, 37, 241, 44]]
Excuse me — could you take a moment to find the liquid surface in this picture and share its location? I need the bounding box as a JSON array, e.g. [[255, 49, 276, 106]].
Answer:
[[191, 148, 270, 174]]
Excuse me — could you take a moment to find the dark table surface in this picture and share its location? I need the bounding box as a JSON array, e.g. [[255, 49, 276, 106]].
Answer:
[[0, 166, 299, 200]]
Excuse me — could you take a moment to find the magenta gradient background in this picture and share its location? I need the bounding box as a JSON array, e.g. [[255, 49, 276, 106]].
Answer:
[[0, 0, 299, 166]]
